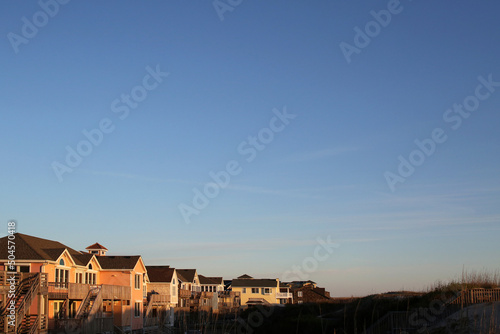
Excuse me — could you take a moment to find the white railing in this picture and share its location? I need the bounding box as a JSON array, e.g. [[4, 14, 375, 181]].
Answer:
[[276, 292, 292, 299]]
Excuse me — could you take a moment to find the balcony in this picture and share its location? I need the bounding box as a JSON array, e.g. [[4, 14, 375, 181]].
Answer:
[[218, 291, 240, 297], [48, 282, 131, 300], [150, 294, 170, 305], [276, 292, 293, 299], [179, 289, 191, 298], [48, 282, 69, 299], [200, 291, 214, 298]]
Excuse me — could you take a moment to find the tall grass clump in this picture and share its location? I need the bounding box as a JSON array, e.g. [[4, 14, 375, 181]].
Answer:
[[427, 269, 500, 293]]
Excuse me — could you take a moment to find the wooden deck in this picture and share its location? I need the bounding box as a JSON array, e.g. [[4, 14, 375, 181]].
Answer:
[[47, 282, 131, 300], [451, 288, 500, 305]]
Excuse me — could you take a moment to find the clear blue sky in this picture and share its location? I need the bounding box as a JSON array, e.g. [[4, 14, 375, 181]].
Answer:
[[1, 1, 499, 297]]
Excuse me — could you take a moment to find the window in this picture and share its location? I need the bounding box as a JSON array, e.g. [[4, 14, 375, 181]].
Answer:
[[261, 288, 271, 294], [85, 272, 96, 285], [298, 291, 303, 297], [88, 264, 93, 270], [17, 265, 30, 273], [59, 259, 65, 266], [298, 300, 303, 304], [134, 302, 141, 317], [55, 268, 69, 287], [242, 288, 246, 293], [251, 288, 259, 294], [54, 301, 64, 319], [76, 272, 83, 284], [135, 274, 141, 289], [69, 301, 77, 318]]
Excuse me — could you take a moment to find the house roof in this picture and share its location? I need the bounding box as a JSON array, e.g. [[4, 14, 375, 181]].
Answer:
[[177, 269, 197, 282], [298, 287, 331, 300], [0, 233, 84, 264], [146, 266, 175, 283], [199, 275, 223, 285], [237, 274, 253, 279], [86, 242, 108, 250], [231, 278, 278, 288], [73, 253, 96, 267], [96, 255, 141, 270]]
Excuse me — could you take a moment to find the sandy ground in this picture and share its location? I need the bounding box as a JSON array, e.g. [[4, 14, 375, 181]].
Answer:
[[440, 302, 500, 333]]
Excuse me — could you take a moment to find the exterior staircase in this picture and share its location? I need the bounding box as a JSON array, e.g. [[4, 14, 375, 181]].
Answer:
[[17, 314, 40, 334], [75, 286, 101, 319], [0, 273, 43, 333], [74, 285, 104, 333], [57, 298, 68, 319]]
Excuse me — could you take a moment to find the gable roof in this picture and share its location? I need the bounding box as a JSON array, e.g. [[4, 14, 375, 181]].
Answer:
[[176, 269, 197, 282], [86, 242, 108, 250], [198, 275, 223, 285], [0, 233, 84, 264], [232, 278, 278, 288], [238, 274, 253, 279], [96, 255, 142, 270], [146, 266, 175, 283], [73, 253, 101, 269], [297, 286, 331, 300], [73, 253, 94, 265]]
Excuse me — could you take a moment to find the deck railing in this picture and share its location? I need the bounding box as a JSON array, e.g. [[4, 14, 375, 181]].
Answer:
[[276, 292, 293, 299], [47, 282, 131, 300], [451, 288, 500, 305]]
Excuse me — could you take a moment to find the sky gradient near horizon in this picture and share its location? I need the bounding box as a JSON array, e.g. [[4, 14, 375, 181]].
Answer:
[[1, 1, 500, 297]]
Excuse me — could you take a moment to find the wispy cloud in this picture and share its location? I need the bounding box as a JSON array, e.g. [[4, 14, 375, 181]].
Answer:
[[143, 238, 320, 253], [78, 169, 335, 200], [79, 169, 199, 186], [225, 183, 326, 200], [284, 146, 359, 163]]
